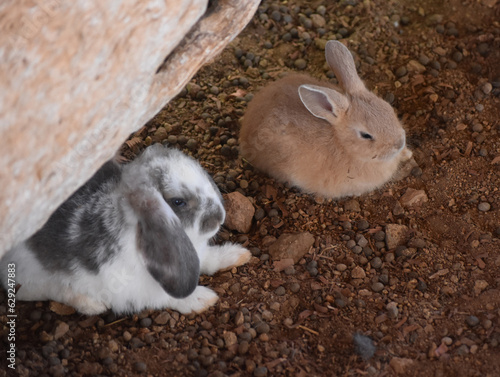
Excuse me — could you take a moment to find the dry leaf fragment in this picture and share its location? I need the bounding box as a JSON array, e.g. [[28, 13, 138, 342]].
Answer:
[[49, 301, 76, 315]]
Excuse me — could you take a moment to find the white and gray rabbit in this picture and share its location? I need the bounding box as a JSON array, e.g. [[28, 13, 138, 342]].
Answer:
[[239, 40, 412, 199], [0, 144, 251, 315]]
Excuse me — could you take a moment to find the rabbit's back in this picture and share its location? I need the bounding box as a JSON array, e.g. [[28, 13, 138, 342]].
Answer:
[[240, 74, 340, 180], [27, 161, 125, 272]]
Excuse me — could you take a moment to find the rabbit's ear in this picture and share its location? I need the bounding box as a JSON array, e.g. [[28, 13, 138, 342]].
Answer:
[[298, 84, 349, 121], [129, 189, 200, 299], [325, 40, 365, 93]]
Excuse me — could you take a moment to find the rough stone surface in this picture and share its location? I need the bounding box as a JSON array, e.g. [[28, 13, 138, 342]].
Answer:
[[385, 224, 409, 250], [400, 188, 429, 207], [0, 0, 260, 257], [224, 192, 255, 233], [390, 357, 414, 374], [268, 232, 315, 264]]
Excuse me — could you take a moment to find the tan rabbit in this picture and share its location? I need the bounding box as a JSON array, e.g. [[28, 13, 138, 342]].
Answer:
[[239, 40, 412, 199]]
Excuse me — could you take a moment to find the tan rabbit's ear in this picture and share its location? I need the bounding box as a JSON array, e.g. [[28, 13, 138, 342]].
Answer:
[[298, 84, 349, 121], [325, 40, 365, 93]]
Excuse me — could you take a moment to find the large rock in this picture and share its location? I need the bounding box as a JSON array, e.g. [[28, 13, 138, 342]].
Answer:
[[0, 0, 259, 257], [224, 192, 255, 233]]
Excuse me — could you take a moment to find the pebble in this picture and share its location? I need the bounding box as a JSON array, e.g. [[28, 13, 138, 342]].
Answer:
[[478, 202, 491, 212], [385, 224, 409, 250], [344, 199, 361, 212], [30, 310, 42, 322], [386, 302, 399, 319], [140, 318, 152, 328], [482, 82, 493, 95], [372, 282, 385, 292], [223, 331, 238, 347], [275, 286, 286, 296], [442, 336, 453, 346], [371, 257, 382, 269], [466, 315, 480, 327], [294, 59, 307, 70], [290, 282, 301, 293], [357, 219, 370, 230], [134, 362, 147, 373], [395, 66, 407, 77], [123, 331, 132, 342], [418, 54, 430, 65], [254, 366, 268, 377], [255, 322, 270, 334], [336, 263, 347, 272], [351, 266, 366, 279]]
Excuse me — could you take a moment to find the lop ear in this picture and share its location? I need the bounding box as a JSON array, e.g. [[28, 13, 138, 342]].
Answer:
[[325, 40, 365, 93], [298, 84, 349, 121], [129, 189, 200, 299]]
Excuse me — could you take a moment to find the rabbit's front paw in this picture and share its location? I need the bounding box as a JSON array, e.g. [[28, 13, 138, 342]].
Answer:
[[200, 243, 251, 275], [66, 294, 108, 315], [224, 245, 252, 270], [172, 286, 219, 314]]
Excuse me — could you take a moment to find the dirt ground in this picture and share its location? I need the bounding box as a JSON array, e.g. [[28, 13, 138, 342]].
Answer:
[[1, 0, 500, 376]]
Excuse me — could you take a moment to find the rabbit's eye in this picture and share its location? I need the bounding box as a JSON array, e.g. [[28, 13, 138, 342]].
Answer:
[[359, 131, 374, 140], [171, 198, 187, 207]]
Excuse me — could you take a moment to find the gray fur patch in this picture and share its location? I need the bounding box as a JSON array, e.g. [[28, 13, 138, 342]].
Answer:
[[199, 198, 224, 234], [27, 161, 124, 273]]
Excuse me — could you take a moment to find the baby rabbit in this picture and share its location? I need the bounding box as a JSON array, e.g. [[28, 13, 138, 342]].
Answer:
[[239, 40, 412, 198], [0, 144, 251, 315]]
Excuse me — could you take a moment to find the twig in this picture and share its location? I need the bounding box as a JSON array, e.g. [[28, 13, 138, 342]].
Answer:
[[297, 325, 319, 335]]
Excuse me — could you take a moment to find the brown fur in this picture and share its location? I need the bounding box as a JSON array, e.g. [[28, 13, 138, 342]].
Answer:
[[239, 41, 411, 198]]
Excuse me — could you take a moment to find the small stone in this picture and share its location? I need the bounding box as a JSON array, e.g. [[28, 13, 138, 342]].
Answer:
[[224, 192, 255, 233], [310, 14, 326, 28], [357, 219, 370, 230], [129, 337, 145, 349], [254, 366, 268, 377], [290, 282, 301, 293], [478, 202, 491, 212], [474, 280, 489, 295], [385, 224, 409, 250], [223, 331, 238, 347], [371, 257, 382, 269], [372, 282, 384, 292], [255, 322, 270, 334], [481, 82, 493, 95], [140, 318, 152, 328], [442, 337, 453, 346], [275, 286, 286, 296], [268, 232, 315, 264], [294, 59, 307, 70], [154, 311, 171, 325], [395, 66, 407, 77], [400, 188, 428, 207], [408, 238, 426, 248], [466, 315, 480, 327], [336, 263, 347, 272], [351, 266, 366, 279], [53, 322, 70, 340], [386, 302, 399, 319], [344, 199, 361, 212], [407, 60, 426, 73], [390, 357, 414, 375], [134, 362, 147, 373], [123, 331, 132, 342]]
